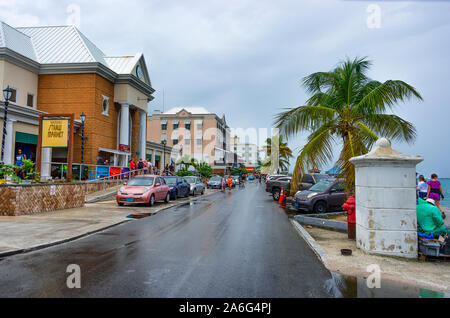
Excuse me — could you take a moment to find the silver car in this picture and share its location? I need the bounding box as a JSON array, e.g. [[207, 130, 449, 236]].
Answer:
[[184, 176, 205, 196]]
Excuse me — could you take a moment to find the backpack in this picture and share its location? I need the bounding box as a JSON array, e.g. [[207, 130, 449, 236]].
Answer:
[[138, 161, 144, 170]]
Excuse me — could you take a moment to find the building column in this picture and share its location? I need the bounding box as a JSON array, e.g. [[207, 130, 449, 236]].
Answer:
[[152, 150, 156, 166], [119, 103, 130, 166], [4, 120, 15, 165], [139, 110, 147, 160], [41, 148, 52, 181]]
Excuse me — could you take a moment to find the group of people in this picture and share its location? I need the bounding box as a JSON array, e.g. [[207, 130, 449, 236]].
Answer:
[[416, 173, 449, 241], [417, 173, 446, 220]]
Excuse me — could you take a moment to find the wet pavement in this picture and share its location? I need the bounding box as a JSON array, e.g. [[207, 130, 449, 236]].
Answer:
[[0, 182, 333, 298]]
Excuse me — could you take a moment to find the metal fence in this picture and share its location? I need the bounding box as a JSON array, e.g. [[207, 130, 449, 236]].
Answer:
[[41, 161, 149, 200]]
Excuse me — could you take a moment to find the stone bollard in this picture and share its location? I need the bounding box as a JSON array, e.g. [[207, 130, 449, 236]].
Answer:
[[350, 138, 423, 259]]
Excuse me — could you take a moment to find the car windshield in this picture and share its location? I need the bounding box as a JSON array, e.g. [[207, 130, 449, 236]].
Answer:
[[309, 179, 334, 192], [127, 177, 154, 186], [210, 177, 222, 182], [185, 177, 196, 184], [313, 175, 331, 182], [164, 177, 177, 185]]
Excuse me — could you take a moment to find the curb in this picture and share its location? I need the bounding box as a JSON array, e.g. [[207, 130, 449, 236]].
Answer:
[[294, 215, 348, 233], [0, 190, 221, 259], [291, 219, 329, 267]]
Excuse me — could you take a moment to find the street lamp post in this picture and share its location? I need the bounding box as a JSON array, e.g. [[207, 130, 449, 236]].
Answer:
[[161, 140, 166, 175], [1, 86, 13, 164], [80, 113, 86, 180]]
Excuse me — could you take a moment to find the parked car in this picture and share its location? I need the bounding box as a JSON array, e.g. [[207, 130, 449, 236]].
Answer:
[[232, 175, 241, 185], [185, 176, 206, 196], [207, 176, 224, 189], [248, 175, 255, 181], [294, 178, 346, 214], [266, 176, 292, 201], [163, 176, 190, 200], [299, 173, 331, 191], [116, 175, 170, 207]]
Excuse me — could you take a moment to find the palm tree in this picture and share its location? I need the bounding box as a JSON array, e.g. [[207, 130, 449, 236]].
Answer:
[[274, 57, 422, 194], [263, 136, 293, 173]]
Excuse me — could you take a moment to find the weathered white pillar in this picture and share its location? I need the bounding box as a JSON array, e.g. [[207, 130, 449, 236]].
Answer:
[[350, 138, 423, 259], [139, 110, 147, 160], [4, 120, 14, 165], [40, 148, 52, 181], [152, 149, 156, 166], [119, 103, 130, 166]]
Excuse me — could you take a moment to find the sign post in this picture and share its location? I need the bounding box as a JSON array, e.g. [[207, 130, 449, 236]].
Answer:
[[37, 114, 75, 181]]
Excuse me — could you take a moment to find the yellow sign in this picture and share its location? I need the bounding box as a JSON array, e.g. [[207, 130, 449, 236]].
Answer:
[[42, 119, 69, 148]]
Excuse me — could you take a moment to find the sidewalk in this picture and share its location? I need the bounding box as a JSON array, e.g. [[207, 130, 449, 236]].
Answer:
[[0, 189, 218, 258], [292, 217, 450, 293]]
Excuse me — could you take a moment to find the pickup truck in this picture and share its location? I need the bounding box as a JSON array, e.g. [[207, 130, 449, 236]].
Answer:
[[266, 173, 331, 201]]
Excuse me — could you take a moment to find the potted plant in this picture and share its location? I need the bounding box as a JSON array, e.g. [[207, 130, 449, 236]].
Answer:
[[0, 163, 22, 184], [19, 159, 39, 184]]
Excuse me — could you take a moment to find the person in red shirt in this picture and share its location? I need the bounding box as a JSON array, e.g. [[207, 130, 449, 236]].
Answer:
[[129, 159, 136, 177]]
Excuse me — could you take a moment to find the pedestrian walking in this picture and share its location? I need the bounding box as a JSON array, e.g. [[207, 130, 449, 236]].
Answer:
[[417, 175, 428, 200], [15, 149, 26, 179], [426, 174, 446, 219]]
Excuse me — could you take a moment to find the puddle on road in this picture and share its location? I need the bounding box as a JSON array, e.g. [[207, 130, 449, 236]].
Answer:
[[327, 272, 450, 298]]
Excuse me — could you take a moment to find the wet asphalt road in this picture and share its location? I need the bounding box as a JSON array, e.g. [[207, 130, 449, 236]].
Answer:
[[0, 182, 333, 298]]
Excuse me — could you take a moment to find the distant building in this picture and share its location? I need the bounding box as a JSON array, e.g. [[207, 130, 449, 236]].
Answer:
[[147, 107, 234, 174], [231, 136, 265, 170], [0, 21, 154, 177]]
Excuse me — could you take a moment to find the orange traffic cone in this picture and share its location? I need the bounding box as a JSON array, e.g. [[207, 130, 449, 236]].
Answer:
[[279, 188, 284, 205]]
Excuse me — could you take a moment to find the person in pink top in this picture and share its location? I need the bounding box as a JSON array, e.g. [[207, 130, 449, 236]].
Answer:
[[427, 174, 446, 219]]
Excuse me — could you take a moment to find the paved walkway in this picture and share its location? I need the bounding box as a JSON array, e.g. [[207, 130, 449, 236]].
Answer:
[[0, 189, 217, 257]]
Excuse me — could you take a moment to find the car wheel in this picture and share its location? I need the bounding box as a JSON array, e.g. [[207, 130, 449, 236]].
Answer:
[[117, 202, 124, 207], [173, 191, 178, 200], [272, 189, 281, 201], [165, 192, 171, 203], [314, 201, 327, 214], [149, 195, 155, 207]]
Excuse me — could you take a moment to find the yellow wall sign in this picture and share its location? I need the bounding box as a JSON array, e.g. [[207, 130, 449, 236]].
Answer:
[[42, 119, 69, 148]]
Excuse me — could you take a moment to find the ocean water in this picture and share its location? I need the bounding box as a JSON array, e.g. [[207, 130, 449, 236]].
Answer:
[[440, 178, 450, 208]]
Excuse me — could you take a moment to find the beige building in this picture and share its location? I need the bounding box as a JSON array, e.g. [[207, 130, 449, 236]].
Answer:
[[0, 21, 154, 177], [147, 107, 234, 173]]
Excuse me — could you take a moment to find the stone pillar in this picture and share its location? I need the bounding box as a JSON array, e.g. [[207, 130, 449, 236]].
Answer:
[[119, 103, 130, 166], [350, 138, 423, 259], [4, 120, 15, 165], [139, 110, 147, 160], [41, 148, 52, 181], [152, 149, 156, 166]]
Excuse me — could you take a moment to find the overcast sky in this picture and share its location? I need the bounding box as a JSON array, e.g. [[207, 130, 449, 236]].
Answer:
[[1, 0, 449, 176]]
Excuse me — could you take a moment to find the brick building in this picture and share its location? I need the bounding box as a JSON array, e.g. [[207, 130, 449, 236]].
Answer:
[[147, 107, 234, 174], [0, 21, 154, 178]]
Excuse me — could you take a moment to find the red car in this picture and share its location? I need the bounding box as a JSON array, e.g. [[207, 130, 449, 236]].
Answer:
[[116, 175, 171, 207]]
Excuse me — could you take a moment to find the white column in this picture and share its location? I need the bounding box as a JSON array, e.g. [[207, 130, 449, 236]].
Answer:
[[4, 120, 14, 165], [152, 150, 156, 166], [41, 148, 52, 181], [119, 103, 130, 166], [139, 110, 147, 160], [350, 138, 424, 259]]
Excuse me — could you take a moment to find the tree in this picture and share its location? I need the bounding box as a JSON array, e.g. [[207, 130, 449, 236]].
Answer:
[[197, 162, 213, 178], [274, 57, 422, 194], [263, 136, 293, 173], [176, 155, 198, 171]]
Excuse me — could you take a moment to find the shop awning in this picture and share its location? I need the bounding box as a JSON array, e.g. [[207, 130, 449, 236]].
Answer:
[[15, 132, 38, 145]]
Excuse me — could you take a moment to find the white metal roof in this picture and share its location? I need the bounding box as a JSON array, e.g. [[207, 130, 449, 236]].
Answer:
[[17, 25, 107, 65], [104, 54, 141, 74], [164, 107, 211, 115], [0, 22, 37, 61]]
